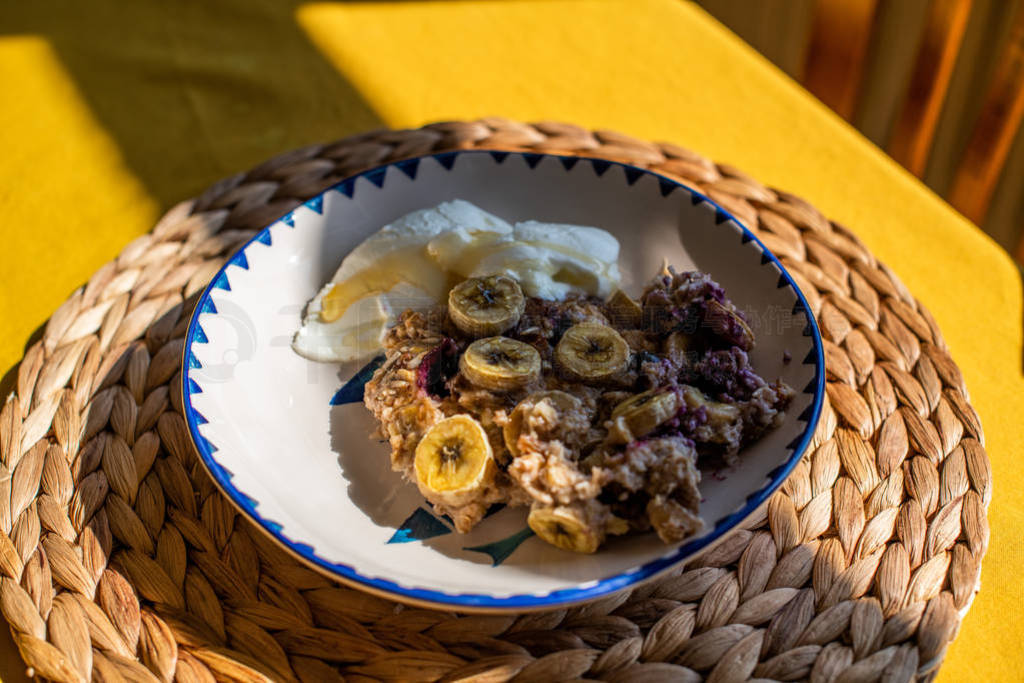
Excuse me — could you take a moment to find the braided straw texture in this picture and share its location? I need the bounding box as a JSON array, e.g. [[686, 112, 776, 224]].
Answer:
[[0, 119, 989, 682]]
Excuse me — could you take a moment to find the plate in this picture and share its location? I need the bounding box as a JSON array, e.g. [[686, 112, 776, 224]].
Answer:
[[181, 150, 824, 612]]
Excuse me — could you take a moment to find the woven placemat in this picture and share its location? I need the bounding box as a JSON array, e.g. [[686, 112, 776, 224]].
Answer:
[[0, 119, 989, 682]]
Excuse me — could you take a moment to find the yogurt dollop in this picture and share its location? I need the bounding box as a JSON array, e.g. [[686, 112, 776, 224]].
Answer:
[[292, 200, 621, 362]]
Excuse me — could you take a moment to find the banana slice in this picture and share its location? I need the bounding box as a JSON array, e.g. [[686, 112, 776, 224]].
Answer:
[[503, 390, 582, 458], [680, 385, 740, 427], [460, 337, 541, 391], [448, 275, 526, 337], [606, 289, 643, 328], [705, 300, 755, 350], [607, 389, 679, 444], [527, 503, 604, 553], [414, 415, 495, 505], [555, 323, 630, 382]]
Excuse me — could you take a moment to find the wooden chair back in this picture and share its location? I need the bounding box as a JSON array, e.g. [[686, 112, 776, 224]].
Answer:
[[801, 0, 1024, 260]]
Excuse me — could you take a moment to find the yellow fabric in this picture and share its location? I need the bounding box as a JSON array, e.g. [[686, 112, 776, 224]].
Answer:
[[0, 1, 1020, 679]]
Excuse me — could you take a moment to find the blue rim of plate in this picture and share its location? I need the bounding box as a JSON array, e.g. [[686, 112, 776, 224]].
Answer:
[[181, 149, 826, 610]]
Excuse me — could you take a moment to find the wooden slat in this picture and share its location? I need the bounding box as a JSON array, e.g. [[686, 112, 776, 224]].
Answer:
[[888, 0, 973, 177], [802, 0, 881, 120], [950, 4, 1024, 226]]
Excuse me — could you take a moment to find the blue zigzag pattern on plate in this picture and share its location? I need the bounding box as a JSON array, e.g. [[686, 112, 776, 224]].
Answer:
[[364, 167, 387, 188], [624, 166, 645, 185], [229, 250, 249, 270], [337, 177, 356, 198], [210, 271, 231, 292], [434, 152, 458, 170], [330, 355, 386, 405], [523, 153, 544, 169], [181, 149, 825, 609], [396, 158, 419, 180]]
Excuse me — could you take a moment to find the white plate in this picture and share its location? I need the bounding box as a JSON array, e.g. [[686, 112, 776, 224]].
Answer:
[[181, 151, 824, 612]]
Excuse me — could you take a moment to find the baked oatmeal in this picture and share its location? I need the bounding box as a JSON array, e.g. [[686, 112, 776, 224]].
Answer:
[[363, 268, 793, 552]]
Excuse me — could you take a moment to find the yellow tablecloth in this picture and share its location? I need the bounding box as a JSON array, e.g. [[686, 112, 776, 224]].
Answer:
[[1, 1, 1021, 679]]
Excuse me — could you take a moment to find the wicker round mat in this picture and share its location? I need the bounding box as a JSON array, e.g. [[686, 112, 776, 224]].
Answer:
[[1, 119, 989, 682]]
